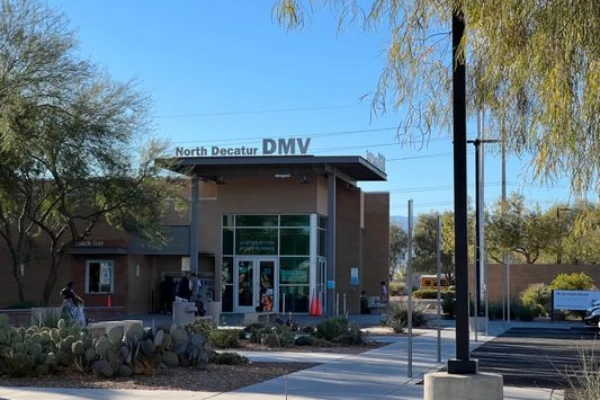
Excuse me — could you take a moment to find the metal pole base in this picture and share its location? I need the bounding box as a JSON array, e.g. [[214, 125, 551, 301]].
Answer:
[[447, 359, 479, 375]]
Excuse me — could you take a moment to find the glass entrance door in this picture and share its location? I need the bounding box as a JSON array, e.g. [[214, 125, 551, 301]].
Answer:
[[235, 259, 255, 313], [234, 257, 278, 313]]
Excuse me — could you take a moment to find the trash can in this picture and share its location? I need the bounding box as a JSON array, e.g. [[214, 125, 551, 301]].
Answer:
[[205, 301, 221, 326]]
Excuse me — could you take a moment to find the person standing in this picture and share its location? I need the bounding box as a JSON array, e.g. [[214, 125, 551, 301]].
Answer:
[[177, 274, 191, 301], [380, 281, 389, 304], [60, 288, 86, 327]]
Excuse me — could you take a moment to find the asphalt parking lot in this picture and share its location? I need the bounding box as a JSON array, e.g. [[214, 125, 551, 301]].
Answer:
[[471, 327, 600, 389]]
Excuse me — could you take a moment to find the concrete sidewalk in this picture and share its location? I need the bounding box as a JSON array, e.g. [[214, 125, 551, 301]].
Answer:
[[0, 327, 564, 400]]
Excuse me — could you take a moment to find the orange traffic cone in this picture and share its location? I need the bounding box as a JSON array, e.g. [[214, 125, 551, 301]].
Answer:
[[309, 292, 316, 315], [316, 292, 323, 316]]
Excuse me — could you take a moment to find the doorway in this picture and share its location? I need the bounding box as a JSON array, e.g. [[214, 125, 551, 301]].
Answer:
[[234, 257, 278, 313]]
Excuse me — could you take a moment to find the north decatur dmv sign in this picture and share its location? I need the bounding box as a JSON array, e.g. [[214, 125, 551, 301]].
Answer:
[[175, 138, 311, 157]]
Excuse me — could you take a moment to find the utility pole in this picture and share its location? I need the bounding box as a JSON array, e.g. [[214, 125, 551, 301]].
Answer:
[[467, 134, 499, 316]]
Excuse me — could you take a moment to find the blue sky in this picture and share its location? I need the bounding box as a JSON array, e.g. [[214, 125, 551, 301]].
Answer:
[[48, 0, 585, 215]]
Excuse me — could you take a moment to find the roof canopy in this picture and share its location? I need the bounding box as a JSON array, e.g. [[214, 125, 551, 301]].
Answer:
[[156, 155, 387, 182]]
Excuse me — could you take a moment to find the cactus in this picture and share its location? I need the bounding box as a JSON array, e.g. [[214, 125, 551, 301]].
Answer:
[[140, 338, 154, 356], [171, 341, 187, 356], [84, 346, 96, 361], [71, 340, 85, 356], [82, 337, 93, 349], [26, 327, 37, 336], [190, 333, 207, 347], [0, 329, 8, 345], [14, 342, 27, 354], [125, 324, 145, 342], [108, 326, 124, 346], [106, 348, 118, 366], [44, 352, 57, 365], [95, 336, 111, 357], [0, 313, 9, 328], [28, 343, 42, 358], [117, 364, 133, 377], [171, 328, 188, 344], [153, 330, 164, 347], [50, 328, 60, 343], [59, 328, 69, 339], [162, 333, 172, 349], [161, 351, 179, 367], [57, 319, 66, 329], [61, 336, 75, 353], [92, 359, 114, 378]]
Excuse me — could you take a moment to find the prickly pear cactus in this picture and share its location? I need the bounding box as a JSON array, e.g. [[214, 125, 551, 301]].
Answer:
[[108, 326, 124, 346], [71, 340, 85, 356], [125, 324, 145, 342], [0, 313, 9, 328], [161, 351, 179, 368], [153, 330, 164, 347], [95, 336, 111, 357], [92, 359, 114, 378], [171, 328, 188, 344]]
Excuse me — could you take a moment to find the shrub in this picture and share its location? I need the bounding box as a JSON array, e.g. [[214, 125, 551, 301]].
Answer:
[[520, 283, 551, 317], [383, 301, 427, 333], [389, 281, 406, 296], [295, 335, 315, 346], [185, 319, 216, 336], [331, 324, 365, 345], [487, 302, 504, 320], [261, 326, 294, 348], [514, 304, 536, 321], [563, 348, 600, 400], [208, 330, 241, 349], [550, 272, 595, 291], [315, 317, 348, 341], [442, 296, 456, 319], [212, 352, 249, 365], [33, 308, 61, 328], [413, 289, 455, 300]]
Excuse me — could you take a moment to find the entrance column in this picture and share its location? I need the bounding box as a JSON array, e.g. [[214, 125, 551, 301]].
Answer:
[[190, 176, 199, 274], [327, 173, 336, 316]]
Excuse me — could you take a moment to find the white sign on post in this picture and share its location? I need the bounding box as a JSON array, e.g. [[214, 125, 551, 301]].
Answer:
[[553, 290, 600, 311]]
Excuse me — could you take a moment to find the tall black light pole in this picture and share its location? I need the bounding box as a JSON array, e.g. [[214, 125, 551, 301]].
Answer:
[[448, 7, 478, 375]]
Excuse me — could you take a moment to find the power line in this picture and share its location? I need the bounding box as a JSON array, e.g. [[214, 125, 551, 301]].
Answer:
[[386, 181, 570, 193], [155, 104, 364, 119], [390, 198, 562, 209]]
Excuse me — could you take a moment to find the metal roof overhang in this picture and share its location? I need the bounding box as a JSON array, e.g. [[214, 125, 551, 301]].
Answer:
[[156, 155, 387, 183]]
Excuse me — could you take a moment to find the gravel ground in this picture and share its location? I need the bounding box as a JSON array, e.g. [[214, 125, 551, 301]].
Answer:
[[0, 363, 318, 392], [239, 341, 384, 354]]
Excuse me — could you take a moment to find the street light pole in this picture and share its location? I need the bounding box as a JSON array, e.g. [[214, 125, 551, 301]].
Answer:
[[448, 8, 478, 375]]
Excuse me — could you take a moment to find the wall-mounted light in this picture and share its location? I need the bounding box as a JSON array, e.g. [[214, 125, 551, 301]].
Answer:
[[275, 174, 291, 179], [215, 176, 226, 185], [19, 264, 24, 276], [136, 265, 140, 277], [299, 175, 309, 184]]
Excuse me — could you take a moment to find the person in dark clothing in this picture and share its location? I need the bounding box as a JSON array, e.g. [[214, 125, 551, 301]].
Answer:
[[159, 276, 176, 313], [360, 290, 371, 314], [177, 275, 191, 300]]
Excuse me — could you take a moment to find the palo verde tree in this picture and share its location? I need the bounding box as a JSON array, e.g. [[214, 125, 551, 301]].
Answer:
[[274, 0, 600, 197], [0, 0, 186, 305]]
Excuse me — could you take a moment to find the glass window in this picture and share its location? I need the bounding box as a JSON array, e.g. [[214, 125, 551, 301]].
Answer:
[[280, 227, 310, 255], [235, 215, 278, 227], [280, 215, 310, 227], [235, 228, 278, 255], [223, 228, 234, 255], [222, 257, 233, 284], [86, 261, 114, 294], [280, 257, 310, 284], [222, 215, 235, 227], [279, 286, 309, 313], [318, 229, 327, 257]]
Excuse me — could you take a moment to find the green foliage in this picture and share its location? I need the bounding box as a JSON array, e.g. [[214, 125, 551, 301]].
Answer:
[[520, 283, 551, 317], [442, 296, 456, 319], [294, 335, 315, 346], [389, 223, 408, 280], [389, 281, 406, 296], [212, 352, 249, 366], [315, 317, 348, 341], [260, 326, 295, 348], [550, 273, 595, 291], [412, 289, 455, 300], [382, 302, 427, 333], [208, 330, 241, 349]]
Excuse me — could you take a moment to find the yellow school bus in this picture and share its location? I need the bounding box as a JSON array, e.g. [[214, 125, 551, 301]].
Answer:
[[419, 275, 452, 289]]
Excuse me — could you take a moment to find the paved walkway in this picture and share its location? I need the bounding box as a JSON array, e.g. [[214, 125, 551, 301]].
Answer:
[[0, 324, 565, 400]]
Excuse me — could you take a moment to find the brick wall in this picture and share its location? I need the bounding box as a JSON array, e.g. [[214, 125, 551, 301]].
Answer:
[[468, 263, 600, 303], [362, 192, 390, 298]]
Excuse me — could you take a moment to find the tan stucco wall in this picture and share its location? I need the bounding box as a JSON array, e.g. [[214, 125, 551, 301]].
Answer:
[[361, 192, 390, 298]]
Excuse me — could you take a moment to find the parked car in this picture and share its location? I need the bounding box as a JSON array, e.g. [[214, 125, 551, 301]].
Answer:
[[583, 305, 600, 327]]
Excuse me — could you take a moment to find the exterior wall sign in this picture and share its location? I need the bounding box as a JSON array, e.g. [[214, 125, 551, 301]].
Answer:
[[553, 290, 600, 311], [366, 150, 386, 172], [175, 138, 311, 157]]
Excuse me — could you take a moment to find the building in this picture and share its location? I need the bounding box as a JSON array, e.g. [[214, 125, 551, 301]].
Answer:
[[0, 153, 390, 316]]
